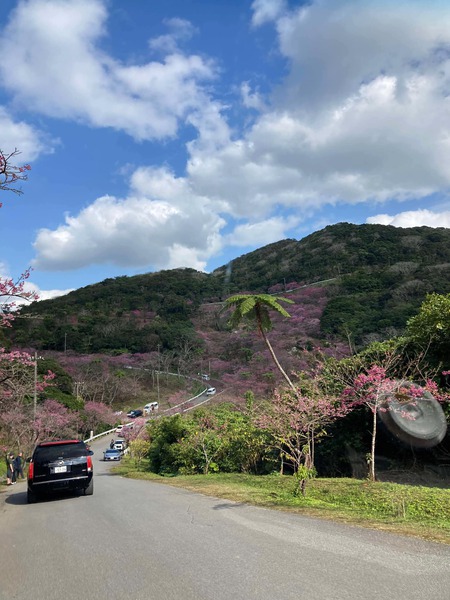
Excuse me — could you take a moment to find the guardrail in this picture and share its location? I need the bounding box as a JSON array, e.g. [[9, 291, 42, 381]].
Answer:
[[85, 386, 210, 443], [84, 427, 116, 444]]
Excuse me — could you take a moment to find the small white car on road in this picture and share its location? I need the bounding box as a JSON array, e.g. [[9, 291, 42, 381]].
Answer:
[[113, 440, 126, 453], [206, 387, 216, 396]]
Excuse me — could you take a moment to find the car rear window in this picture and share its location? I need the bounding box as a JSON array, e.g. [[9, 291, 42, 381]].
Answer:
[[33, 442, 87, 462]]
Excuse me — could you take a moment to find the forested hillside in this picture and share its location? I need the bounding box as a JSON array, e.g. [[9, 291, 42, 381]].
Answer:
[[213, 222, 450, 289], [2, 223, 449, 482], [7, 223, 450, 353], [8, 268, 222, 354]]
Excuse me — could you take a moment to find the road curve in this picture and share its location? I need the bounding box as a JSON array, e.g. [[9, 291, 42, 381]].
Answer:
[[1, 436, 449, 600]]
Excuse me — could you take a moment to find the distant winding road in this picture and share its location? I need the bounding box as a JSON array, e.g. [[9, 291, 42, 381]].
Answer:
[[1, 435, 449, 600]]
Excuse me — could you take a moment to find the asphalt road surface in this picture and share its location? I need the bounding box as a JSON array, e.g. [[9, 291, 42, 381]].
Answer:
[[1, 436, 449, 600]]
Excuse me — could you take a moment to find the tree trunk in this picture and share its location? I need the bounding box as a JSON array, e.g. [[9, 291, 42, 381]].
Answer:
[[369, 407, 377, 481], [300, 478, 307, 496], [260, 326, 296, 391]]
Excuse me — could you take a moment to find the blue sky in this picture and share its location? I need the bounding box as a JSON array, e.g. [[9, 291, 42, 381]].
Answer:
[[1, 0, 450, 301]]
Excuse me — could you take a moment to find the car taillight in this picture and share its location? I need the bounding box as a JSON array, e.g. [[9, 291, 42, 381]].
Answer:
[[87, 456, 93, 472], [28, 461, 34, 480]]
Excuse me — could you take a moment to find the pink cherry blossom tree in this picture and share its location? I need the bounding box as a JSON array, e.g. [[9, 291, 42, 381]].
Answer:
[[121, 418, 147, 444], [34, 399, 78, 442], [83, 401, 117, 435], [0, 148, 31, 199], [0, 349, 55, 450], [0, 404, 33, 452], [0, 270, 53, 451], [256, 382, 350, 495], [0, 269, 38, 327], [343, 365, 448, 481]]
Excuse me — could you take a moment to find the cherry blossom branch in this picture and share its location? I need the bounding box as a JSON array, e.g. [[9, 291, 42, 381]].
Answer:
[[0, 148, 31, 199], [0, 269, 39, 326]]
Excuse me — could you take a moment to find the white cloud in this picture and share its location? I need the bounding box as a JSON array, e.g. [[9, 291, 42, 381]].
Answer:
[[188, 0, 450, 218], [241, 82, 266, 111], [0, 0, 222, 141], [225, 215, 300, 247], [19, 281, 73, 304], [251, 0, 287, 27], [0, 106, 50, 161], [34, 288, 73, 301], [149, 18, 197, 54], [166, 245, 206, 271], [32, 167, 225, 272], [274, 0, 450, 113], [366, 209, 450, 228]]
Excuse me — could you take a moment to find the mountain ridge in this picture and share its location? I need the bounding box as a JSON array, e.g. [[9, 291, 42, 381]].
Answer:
[[8, 222, 450, 354]]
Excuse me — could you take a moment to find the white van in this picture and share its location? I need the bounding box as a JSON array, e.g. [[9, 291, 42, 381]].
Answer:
[[144, 402, 159, 414]]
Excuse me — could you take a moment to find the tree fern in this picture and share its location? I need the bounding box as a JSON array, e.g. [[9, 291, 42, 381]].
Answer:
[[224, 294, 295, 390]]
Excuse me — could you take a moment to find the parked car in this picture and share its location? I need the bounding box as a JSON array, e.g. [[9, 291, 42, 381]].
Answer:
[[144, 402, 159, 414], [127, 409, 143, 418], [103, 449, 122, 461], [27, 439, 94, 503], [206, 387, 216, 396]]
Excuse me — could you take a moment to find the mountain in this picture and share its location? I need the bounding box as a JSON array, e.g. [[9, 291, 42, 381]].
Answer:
[[213, 221, 450, 293], [8, 223, 450, 353], [213, 222, 450, 346]]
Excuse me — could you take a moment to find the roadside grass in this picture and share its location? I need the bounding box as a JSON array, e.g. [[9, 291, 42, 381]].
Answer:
[[113, 459, 450, 545]]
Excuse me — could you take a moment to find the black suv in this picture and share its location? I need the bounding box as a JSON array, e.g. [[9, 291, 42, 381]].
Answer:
[[27, 439, 94, 503]]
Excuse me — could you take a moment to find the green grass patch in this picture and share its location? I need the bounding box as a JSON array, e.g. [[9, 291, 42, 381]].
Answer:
[[113, 460, 450, 545]]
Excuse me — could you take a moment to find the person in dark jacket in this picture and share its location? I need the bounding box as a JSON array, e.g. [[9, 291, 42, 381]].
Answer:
[[13, 452, 24, 480], [5, 453, 15, 485]]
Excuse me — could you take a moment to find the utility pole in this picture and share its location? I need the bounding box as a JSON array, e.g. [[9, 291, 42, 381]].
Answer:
[[157, 371, 160, 403], [157, 344, 161, 403], [33, 351, 37, 420]]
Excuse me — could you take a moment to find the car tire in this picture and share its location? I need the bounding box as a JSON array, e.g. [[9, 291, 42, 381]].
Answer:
[[84, 479, 94, 496], [27, 489, 38, 504]]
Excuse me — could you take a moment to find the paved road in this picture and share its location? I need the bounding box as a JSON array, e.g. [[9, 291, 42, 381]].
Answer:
[[1, 436, 449, 600]]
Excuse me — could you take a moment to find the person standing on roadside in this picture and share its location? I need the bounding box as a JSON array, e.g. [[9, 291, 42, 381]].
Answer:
[[5, 453, 15, 485], [13, 452, 24, 480]]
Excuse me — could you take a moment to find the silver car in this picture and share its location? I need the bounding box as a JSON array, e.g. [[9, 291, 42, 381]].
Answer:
[[103, 449, 122, 461]]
